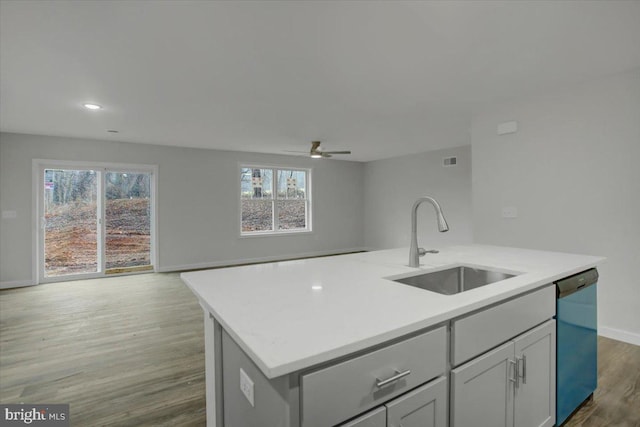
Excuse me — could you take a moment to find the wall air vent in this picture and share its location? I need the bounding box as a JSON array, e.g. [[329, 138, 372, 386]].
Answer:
[[443, 157, 458, 167]]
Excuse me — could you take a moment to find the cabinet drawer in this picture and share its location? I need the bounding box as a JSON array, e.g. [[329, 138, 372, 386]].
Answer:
[[301, 326, 446, 427], [452, 285, 555, 366]]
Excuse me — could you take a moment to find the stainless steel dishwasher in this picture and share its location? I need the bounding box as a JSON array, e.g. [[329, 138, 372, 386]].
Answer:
[[555, 268, 598, 426]]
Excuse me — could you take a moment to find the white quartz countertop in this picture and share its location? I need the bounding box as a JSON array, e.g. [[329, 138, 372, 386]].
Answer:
[[181, 245, 604, 379]]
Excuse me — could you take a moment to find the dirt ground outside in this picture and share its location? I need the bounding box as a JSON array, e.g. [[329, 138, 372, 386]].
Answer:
[[45, 199, 151, 276], [241, 200, 306, 232]]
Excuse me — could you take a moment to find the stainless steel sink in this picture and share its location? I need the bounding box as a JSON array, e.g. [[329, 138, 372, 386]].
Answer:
[[391, 266, 518, 295]]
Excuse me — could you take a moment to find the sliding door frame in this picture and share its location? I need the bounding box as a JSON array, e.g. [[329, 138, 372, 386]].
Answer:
[[33, 159, 158, 284]]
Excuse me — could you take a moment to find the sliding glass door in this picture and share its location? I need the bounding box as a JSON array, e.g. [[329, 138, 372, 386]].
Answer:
[[43, 169, 100, 277], [38, 162, 155, 282], [105, 171, 152, 274]]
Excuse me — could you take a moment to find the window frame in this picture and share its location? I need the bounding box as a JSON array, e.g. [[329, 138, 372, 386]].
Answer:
[[239, 164, 312, 237]]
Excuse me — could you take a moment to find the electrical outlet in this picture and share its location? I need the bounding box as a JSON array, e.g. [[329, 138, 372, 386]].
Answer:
[[502, 206, 518, 218], [240, 368, 254, 407]]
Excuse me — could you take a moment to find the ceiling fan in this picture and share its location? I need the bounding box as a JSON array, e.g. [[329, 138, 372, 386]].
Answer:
[[285, 141, 352, 158]]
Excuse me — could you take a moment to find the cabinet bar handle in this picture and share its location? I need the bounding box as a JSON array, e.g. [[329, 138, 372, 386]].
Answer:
[[509, 359, 518, 388], [376, 369, 411, 388], [521, 355, 527, 384]]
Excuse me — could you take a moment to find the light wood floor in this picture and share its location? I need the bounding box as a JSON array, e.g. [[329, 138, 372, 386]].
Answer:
[[0, 273, 206, 426], [1, 273, 639, 426], [564, 336, 640, 427]]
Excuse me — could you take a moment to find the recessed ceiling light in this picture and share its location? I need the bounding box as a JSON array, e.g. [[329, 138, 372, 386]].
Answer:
[[83, 103, 102, 110]]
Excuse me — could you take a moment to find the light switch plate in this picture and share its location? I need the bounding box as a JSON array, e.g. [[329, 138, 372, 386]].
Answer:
[[240, 368, 254, 407], [497, 121, 518, 135], [502, 207, 518, 218], [2, 210, 17, 219]]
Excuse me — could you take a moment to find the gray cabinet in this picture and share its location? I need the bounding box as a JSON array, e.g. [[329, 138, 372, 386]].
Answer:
[[451, 341, 514, 427], [340, 376, 448, 427], [387, 376, 447, 427], [302, 327, 447, 427], [341, 407, 386, 427], [513, 321, 556, 427], [451, 286, 555, 366], [451, 320, 556, 427]]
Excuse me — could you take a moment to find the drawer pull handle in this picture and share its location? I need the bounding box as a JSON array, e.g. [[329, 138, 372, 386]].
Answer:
[[376, 369, 411, 388]]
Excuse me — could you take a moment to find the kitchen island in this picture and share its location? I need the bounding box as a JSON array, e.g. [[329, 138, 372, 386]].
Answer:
[[182, 245, 604, 427]]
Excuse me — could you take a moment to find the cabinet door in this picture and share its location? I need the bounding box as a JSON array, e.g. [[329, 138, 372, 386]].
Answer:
[[514, 320, 556, 427], [386, 376, 447, 427], [451, 341, 515, 427], [340, 407, 386, 427]]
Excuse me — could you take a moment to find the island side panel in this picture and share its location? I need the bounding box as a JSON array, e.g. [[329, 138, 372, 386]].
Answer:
[[222, 329, 295, 427], [203, 308, 224, 426]]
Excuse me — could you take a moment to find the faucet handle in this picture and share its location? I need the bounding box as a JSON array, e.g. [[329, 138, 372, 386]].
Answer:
[[418, 247, 427, 257]]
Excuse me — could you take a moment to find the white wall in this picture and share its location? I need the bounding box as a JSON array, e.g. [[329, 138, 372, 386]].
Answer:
[[471, 70, 640, 344], [363, 146, 473, 251], [0, 133, 365, 285]]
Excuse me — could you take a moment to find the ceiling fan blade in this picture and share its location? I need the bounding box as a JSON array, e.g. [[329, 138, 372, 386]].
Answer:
[[295, 141, 352, 158], [283, 150, 311, 153]]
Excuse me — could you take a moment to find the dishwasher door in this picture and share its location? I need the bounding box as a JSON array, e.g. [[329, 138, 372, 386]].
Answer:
[[555, 269, 598, 426]]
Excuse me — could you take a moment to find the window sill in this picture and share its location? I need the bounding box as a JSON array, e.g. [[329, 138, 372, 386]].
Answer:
[[239, 229, 313, 239]]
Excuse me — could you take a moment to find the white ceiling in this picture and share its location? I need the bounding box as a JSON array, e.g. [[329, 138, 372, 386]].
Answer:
[[2, 1, 640, 162]]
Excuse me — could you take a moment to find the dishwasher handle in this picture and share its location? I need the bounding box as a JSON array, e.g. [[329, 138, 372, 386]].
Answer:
[[555, 268, 598, 299]]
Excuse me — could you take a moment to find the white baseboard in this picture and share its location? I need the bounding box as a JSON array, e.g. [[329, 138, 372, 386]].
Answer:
[[157, 247, 368, 273], [599, 326, 640, 346], [0, 279, 36, 290]]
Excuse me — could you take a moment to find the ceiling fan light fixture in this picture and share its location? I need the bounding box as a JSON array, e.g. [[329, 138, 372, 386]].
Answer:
[[310, 153, 323, 159]]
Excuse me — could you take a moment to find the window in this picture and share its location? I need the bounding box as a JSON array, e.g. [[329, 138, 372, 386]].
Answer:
[[240, 166, 311, 235]]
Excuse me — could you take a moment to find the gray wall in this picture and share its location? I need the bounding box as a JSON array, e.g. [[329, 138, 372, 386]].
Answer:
[[0, 133, 365, 285], [471, 70, 640, 343], [363, 146, 473, 251]]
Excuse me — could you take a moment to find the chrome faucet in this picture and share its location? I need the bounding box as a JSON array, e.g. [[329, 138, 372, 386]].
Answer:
[[409, 197, 449, 267]]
